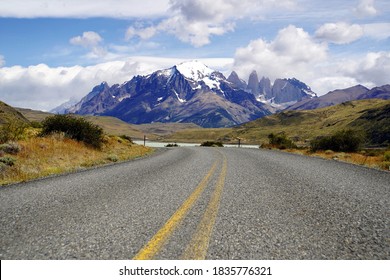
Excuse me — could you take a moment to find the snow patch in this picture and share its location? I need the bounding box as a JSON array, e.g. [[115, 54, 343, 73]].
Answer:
[[202, 76, 222, 91], [118, 94, 131, 102], [176, 60, 214, 81], [158, 68, 174, 77], [303, 88, 317, 97], [173, 90, 186, 103]]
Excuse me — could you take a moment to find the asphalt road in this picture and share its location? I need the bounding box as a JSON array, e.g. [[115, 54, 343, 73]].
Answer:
[[0, 147, 389, 259]]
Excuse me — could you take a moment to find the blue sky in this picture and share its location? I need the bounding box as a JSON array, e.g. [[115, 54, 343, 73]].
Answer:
[[0, 0, 389, 111]]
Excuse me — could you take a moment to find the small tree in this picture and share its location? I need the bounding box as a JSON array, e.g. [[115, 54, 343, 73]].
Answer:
[[40, 115, 104, 149]]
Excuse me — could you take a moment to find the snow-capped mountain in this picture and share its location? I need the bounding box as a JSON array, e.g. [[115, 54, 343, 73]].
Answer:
[[66, 61, 272, 127]]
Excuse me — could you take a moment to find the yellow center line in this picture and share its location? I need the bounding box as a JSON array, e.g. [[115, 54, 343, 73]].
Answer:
[[181, 152, 228, 260], [132, 158, 219, 260]]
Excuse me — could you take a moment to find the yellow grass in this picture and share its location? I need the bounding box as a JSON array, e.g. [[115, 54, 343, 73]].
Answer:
[[0, 135, 153, 186], [279, 148, 389, 171]]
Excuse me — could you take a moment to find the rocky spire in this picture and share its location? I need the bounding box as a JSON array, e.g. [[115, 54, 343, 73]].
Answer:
[[247, 70, 259, 96], [227, 71, 247, 90]]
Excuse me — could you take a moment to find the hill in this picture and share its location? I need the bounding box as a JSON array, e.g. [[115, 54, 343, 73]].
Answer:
[[15, 107, 196, 139], [287, 84, 390, 111], [164, 99, 390, 146], [15, 107, 150, 139], [0, 101, 29, 125]]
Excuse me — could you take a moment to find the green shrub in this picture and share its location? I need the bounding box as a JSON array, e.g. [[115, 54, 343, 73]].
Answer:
[[107, 154, 119, 162], [29, 121, 43, 128], [0, 142, 21, 155], [200, 141, 224, 147], [380, 161, 390, 170], [119, 135, 133, 143], [0, 162, 7, 173], [310, 129, 364, 152], [40, 115, 104, 149], [0, 156, 16, 166], [384, 151, 390, 161], [0, 119, 27, 143], [268, 132, 297, 149], [165, 143, 179, 147]]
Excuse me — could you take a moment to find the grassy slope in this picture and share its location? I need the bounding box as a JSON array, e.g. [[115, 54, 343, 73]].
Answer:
[[1, 106, 155, 186], [136, 122, 202, 136], [0, 102, 29, 124], [15, 108, 155, 139], [0, 135, 153, 186], [164, 99, 390, 145], [14, 108, 199, 139]]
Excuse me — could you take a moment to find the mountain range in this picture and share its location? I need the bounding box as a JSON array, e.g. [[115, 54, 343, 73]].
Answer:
[[57, 60, 390, 128], [287, 84, 390, 110], [62, 61, 316, 128]]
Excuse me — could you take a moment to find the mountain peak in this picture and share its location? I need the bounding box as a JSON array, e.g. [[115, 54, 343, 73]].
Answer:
[[174, 60, 214, 81]]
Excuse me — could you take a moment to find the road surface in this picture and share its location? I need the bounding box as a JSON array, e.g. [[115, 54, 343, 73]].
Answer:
[[0, 147, 389, 259]]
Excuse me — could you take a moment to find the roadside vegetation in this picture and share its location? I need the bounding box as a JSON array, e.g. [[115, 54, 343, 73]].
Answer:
[[165, 143, 179, 147], [200, 141, 224, 147], [260, 130, 390, 171], [0, 115, 152, 186], [263, 132, 297, 150]]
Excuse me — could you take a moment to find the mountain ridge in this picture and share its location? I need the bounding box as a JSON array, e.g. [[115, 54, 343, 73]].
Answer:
[[286, 84, 390, 110], [62, 61, 317, 127]]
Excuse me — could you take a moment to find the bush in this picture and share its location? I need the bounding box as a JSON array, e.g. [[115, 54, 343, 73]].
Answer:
[[380, 161, 390, 170], [0, 162, 7, 173], [0, 119, 27, 143], [40, 115, 104, 149], [0, 156, 16, 166], [310, 130, 364, 152], [107, 154, 118, 162], [268, 132, 297, 149], [0, 142, 21, 155], [119, 135, 133, 143], [29, 121, 43, 128], [165, 143, 179, 147], [200, 141, 224, 147], [384, 151, 390, 161]]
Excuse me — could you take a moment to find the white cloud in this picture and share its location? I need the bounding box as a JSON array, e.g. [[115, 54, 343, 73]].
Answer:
[[125, 26, 157, 41], [315, 22, 364, 44], [339, 51, 390, 86], [233, 25, 328, 82], [363, 23, 390, 40], [70, 31, 102, 48], [233, 24, 390, 95], [70, 31, 107, 58], [0, 0, 170, 18], [0, 57, 232, 111], [126, 0, 297, 47], [355, 0, 377, 17]]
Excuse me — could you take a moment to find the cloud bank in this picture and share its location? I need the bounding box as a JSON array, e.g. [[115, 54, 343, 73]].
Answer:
[[0, 0, 170, 18], [126, 0, 296, 47], [233, 25, 390, 94]]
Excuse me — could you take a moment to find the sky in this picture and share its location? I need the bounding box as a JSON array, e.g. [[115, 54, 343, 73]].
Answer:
[[0, 0, 389, 111]]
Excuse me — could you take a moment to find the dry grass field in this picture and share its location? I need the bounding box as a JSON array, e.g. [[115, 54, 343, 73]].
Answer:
[[0, 133, 153, 186]]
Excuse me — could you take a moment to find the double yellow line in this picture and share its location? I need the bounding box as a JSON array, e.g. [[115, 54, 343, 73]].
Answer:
[[133, 151, 228, 260]]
